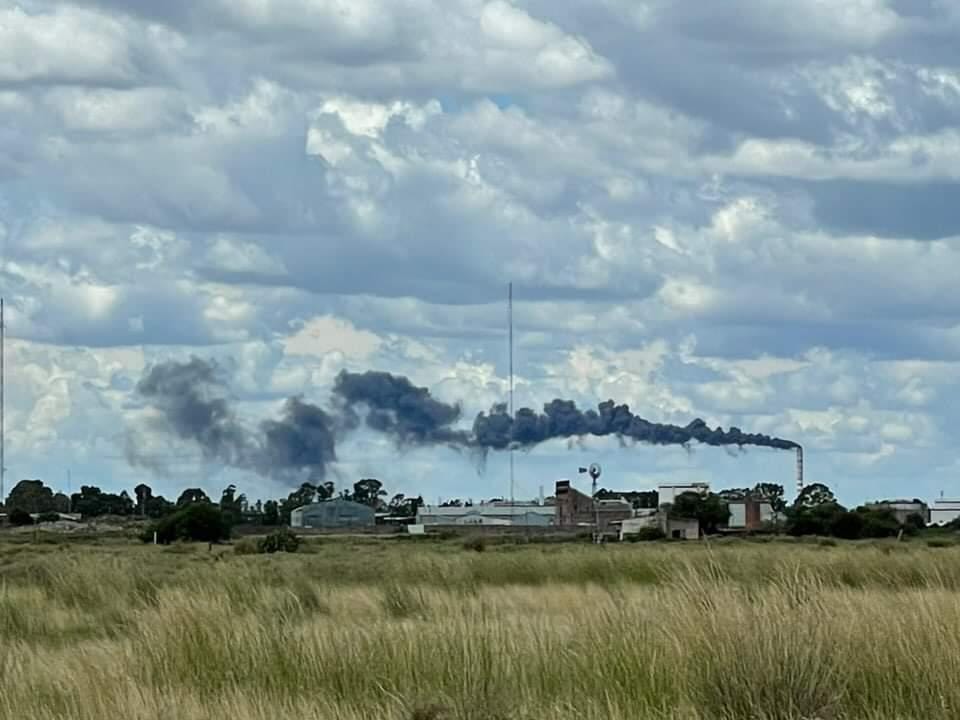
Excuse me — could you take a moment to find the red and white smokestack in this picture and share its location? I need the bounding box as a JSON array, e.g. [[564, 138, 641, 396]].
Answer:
[[796, 446, 804, 495]]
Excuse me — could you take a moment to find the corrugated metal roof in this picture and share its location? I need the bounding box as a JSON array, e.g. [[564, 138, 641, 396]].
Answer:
[[418, 504, 554, 518]]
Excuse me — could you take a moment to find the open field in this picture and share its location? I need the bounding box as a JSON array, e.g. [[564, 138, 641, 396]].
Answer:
[[2, 535, 960, 719]]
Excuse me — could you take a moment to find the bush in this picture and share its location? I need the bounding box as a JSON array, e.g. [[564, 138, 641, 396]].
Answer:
[[257, 528, 300, 553], [142, 503, 231, 544], [830, 511, 864, 540], [927, 538, 954, 548], [36, 512, 62, 524], [628, 527, 667, 542], [463, 536, 487, 552], [8, 509, 34, 526]]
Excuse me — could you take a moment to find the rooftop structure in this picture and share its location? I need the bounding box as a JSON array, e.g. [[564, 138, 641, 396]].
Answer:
[[929, 499, 960, 527], [657, 482, 710, 506], [416, 502, 555, 527], [290, 498, 375, 529]]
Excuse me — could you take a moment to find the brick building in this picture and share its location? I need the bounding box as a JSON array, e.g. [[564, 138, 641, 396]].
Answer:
[[554, 480, 633, 533]]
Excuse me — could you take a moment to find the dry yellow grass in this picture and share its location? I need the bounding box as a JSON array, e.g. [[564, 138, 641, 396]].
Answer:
[[1, 536, 958, 719]]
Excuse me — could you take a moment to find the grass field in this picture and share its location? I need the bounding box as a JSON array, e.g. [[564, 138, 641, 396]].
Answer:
[[1, 534, 959, 719]]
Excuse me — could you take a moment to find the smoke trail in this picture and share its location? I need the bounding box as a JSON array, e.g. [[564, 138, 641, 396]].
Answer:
[[130, 359, 797, 486], [332, 370, 471, 447], [130, 357, 338, 480], [471, 399, 798, 451], [131, 357, 250, 466]]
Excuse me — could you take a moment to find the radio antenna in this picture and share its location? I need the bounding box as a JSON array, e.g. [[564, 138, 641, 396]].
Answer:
[[508, 282, 514, 509]]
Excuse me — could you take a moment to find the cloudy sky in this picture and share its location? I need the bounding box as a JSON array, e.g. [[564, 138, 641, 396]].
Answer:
[[3, 0, 960, 507]]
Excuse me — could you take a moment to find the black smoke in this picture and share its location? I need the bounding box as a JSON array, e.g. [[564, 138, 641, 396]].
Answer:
[[130, 358, 798, 486], [132, 357, 250, 466], [332, 370, 470, 447], [129, 357, 338, 481], [472, 399, 798, 452]]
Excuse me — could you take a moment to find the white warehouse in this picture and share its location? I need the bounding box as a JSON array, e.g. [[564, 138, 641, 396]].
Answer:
[[416, 502, 555, 527]]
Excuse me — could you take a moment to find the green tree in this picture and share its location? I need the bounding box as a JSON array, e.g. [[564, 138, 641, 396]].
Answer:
[[145, 495, 174, 519], [786, 502, 846, 536], [671, 492, 730, 534], [6, 479, 55, 514], [830, 510, 864, 540], [752, 483, 787, 516], [795, 483, 836, 508], [353, 478, 387, 509], [856, 506, 901, 538], [219, 484, 246, 525], [387, 493, 423, 518], [263, 500, 280, 526], [176, 488, 211, 506], [70, 486, 135, 518], [144, 503, 231, 544], [52, 492, 71, 514]]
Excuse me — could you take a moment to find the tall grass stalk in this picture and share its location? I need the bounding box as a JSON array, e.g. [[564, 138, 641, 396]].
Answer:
[[0, 539, 959, 719]]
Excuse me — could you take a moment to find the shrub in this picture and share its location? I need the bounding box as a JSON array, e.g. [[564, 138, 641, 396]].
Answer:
[[829, 511, 863, 540], [628, 527, 667, 542], [927, 538, 954, 548], [36, 512, 62, 524], [257, 528, 301, 554], [463, 536, 487, 552], [142, 503, 231, 544], [8, 509, 34, 526]]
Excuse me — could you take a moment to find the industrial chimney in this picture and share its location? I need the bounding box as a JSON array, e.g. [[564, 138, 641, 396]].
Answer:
[[796, 446, 804, 495]]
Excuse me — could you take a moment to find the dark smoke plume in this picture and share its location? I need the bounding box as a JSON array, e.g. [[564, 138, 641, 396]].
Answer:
[[132, 357, 250, 466], [130, 357, 337, 480], [332, 370, 471, 447], [472, 399, 798, 452], [130, 358, 797, 486]]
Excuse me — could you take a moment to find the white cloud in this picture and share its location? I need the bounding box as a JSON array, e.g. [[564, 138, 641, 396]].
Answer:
[[3, 0, 960, 506], [0, 5, 138, 85]]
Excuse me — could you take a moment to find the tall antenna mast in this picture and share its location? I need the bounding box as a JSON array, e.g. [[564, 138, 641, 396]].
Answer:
[[1, 297, 5, 508], [508, 282, 514, 509]]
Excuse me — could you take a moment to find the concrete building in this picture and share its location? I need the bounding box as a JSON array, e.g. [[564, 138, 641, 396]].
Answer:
[[554, 480, 633, 533], [617, 510, 659, 540], [727, 499, 774, 531], [865, 500, 928, 525], [929, 499, 960, 526], [662, 515, 700, 540], [290, 498, 375, 529], [657, 482, 710, 506], [416, 502, 554, 527]]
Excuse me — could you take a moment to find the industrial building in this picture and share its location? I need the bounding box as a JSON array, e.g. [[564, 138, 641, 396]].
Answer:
[[865, 500, 929, 525], [929, 499, 960, 526], [416, 502, 555, 527], [554, 480, 633, 533], [290, 498, 375, 529], [656, 482, 710, 506], [726, 498, 775, 531]]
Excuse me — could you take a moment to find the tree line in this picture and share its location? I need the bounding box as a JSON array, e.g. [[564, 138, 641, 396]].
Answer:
[[1, 476, 941, 541], [664, 481, 933, 539], [0, 477, 424, 527]]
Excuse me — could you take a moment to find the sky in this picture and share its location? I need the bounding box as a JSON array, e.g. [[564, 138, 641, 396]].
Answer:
[[2, 0, 960, 508]]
